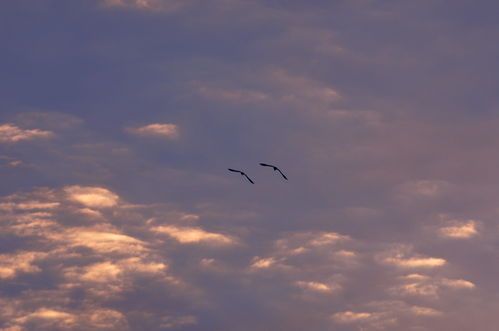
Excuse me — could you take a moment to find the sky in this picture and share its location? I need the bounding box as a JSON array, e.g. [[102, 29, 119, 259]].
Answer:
[[1, 0, 499, 330]]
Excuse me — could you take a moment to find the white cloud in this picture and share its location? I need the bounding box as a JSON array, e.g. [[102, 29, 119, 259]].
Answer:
[[439, 220, 479, 239], [65, 258, 167, 290], [309, 232, 346, 246], [273, 231, 350, 256], [64, 186, 119, 208], [332, 311, 372, 323], [59, 228, 147, 254], [0, 123, 54, 143], [440, 278, 475, 289], [378, 246, 446, 268], [386, 257, 446, 268], [400, 273, 429, 280], [79, 261, 123, 283], [295, 281, 338, 293], [152, 225, 235, 245], [249, 257, 277, 269], [126, 123, 179, 139], [14, 308, 76, 325]]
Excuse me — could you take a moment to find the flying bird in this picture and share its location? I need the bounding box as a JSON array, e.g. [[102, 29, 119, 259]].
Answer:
[[259, 163, 288, 180], [228, 168, 254, 184]]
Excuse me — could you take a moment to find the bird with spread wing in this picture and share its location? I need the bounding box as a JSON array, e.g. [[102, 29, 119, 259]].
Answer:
[[228, 168, 255, 184], [259, 163, 288, 180]]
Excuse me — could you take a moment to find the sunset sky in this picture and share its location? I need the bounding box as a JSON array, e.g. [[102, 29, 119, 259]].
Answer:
[[1, 1, 499, 330]]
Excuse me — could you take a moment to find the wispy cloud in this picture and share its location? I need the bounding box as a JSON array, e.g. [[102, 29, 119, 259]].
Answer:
[[381, 256, 446, 269], [438, 220, 479, 239], [126, 123, 179, 139], [152, 225, 235, 245], [295, 280, 338, 293], [331, 311, 373, 324], [0, 123, 54, 143], [64, 186, 119, 208], [100, 0, 187, 12]]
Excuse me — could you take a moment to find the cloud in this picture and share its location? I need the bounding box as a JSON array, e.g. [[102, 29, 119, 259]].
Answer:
[[3, 1, 499, 329], [246, 231, 355, 277], [76, 208, 104, 219], [409, 306, 443, 317], [332, 301, 444, 329], [378, 246, 446, 268], [386, 257, 446, 268], [152, 225, 235, 245], [390, 282, 440, 298], [63, 257, 169, 299], [13, 111, 83, 130], [440, 278, 475, 289], [196, 85, 269, 103], [0, 251, 46, 279], [59, 228, 147, 254], [0, 201, 59, 211], [14, 308, 76, 325], [159, 315, 197, 329], [438, 220, 479, 239], [0, 155, 25, 168], [0, 123, 54, 143], [4, 306, 130, 331], [273, 231, 350, 255], [100, 0, 187, 12], [0, 185, 202, 329], [64, 186, 119, 208], [249, 257, 277, 269], [126, 123, 179, 139], [396, 180, 452, 199], [390, 274, 475, 298], [269, 69, 342, 105], [331, 311, 372, 323], [194, 69, 342, 112], [84, 309, 129, 330], [295, 281, 338, 293]]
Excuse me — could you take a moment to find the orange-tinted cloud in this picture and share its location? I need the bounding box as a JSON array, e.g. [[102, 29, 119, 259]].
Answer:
[[0, 123, 54, 143]]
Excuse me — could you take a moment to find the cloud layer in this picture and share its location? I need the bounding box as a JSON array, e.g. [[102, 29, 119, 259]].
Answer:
[[1, 0, 498, 330]]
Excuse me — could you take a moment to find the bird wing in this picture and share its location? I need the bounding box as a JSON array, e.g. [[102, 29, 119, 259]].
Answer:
[[259, 163, 274, 167], [228, 168, 242, 173], [277, 168, 288, 180], [243, 173, 255, 184]]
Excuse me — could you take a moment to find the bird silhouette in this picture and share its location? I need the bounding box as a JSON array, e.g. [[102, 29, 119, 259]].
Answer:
[[259, 163, 288, 180], [228, 168, 255, 184]]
